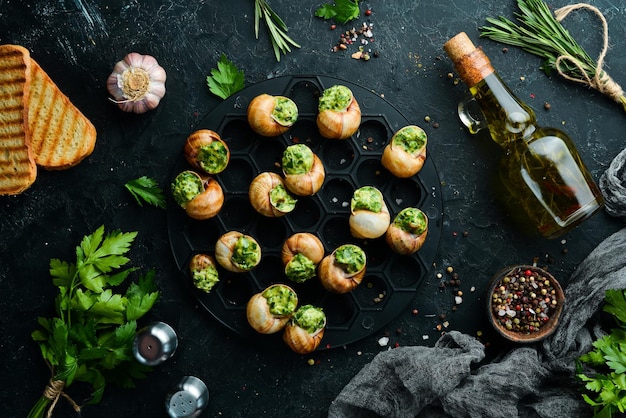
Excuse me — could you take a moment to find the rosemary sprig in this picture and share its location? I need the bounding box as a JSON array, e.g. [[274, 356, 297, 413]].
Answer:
[[480, 0, 626, 112], [254, 0, 301, 62]]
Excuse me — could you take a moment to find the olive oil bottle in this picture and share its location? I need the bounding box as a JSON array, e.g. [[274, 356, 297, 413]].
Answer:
[[444, 32, 603, 238]]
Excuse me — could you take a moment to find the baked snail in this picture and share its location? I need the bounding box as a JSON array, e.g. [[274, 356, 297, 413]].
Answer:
[[281, 144, 325, 196], [171, 170, 224, 220], [215, 231, 261, 272], [318, 244, 366, 293], [316, 85, 361, 139], [247, 284, 298, 334], [247, 94, 298, 137], [382, 125, 427, 178], [281, 232, 325, 283], [283, 305, 326, 354], [184, 129, 230, 175], [349, 186, 390, 239], [188, 253, 219, 293], [385, 207, 429, 255], [249, 172, 297, 217]]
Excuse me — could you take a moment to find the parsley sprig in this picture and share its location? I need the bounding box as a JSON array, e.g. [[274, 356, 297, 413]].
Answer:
[[206, 54, 245, 100], [315, 0, 360, 24], [28, 226, 160, 418], [254, 0, 300, 61], [578, 289, 626, 417], [125, 176, 166, 209]]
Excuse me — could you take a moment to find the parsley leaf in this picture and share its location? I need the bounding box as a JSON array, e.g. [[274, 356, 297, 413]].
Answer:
[[125, 176, 166, 209], [315, 0, 360, 24], [206, 54, 245, 100]]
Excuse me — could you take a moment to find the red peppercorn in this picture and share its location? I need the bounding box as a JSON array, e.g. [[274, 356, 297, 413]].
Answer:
[[524, 269, 532, 276], [365, 9, 372, 16], [330, 24, 336, 30]]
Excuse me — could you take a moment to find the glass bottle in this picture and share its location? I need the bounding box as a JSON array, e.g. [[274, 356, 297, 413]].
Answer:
[[444, 32, 603, 238]]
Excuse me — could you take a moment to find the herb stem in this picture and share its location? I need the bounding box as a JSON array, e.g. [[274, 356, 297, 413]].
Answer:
[[254, 0, 300, 61]]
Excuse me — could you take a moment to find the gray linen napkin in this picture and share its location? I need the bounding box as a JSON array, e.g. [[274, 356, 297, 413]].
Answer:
[[328, 153, 626, 418]]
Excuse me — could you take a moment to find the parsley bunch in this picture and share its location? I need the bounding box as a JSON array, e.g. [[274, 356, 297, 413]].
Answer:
[[578, 289, 626, 417], [28, 226, 160, 418]]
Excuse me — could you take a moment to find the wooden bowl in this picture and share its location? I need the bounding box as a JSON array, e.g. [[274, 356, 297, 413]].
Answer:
[[486, 265, 565, 343]]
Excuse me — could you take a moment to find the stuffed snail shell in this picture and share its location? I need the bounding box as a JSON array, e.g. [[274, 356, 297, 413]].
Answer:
[[247, 94, 298, 137], [215, 231, 261, 273], [171, 170, 224, 220], [189, 253, 219, 293], [382, 125, 427, 178], [318, 244, 366, 293], [281, 232, 325, 283], [249, 172, 297, 217], [349, 186, 390, 239], [316, 85, 361, 140], [282, 144, 325, 196], [184, 129, 230, 175], [385, 207, 429, 255], [247, 284, 298, 334], [283, 305, 326, 354]]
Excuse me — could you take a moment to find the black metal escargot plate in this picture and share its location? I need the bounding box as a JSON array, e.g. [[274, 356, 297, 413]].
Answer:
[[167, 75, 443, 350]]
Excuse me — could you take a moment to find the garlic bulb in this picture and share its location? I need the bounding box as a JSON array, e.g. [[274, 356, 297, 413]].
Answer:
[[249, 172, 297, 217], [107, 52, 166, 114], [215, 231, 261, 272], [318, 244, 366, 293], [282, 144, 325, 196], [171, 170, 224, 220], [283, 305, 326, 354], [385, 207, 429, 255], [184, 129, 230, 175], [247, 94, 298, 137], [316, 85, 361, 139], [349, 186, 390, 239], [382, 125, 428, 178], [247, 284, 298, 334], [281, 232, 325, 283]]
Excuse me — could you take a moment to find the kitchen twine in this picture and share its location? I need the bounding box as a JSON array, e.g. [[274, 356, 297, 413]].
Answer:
[[42, 378, 81, 417], [553, 3, 624, 103]]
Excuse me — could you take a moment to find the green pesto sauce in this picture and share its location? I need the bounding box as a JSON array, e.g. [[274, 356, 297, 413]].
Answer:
[[392, 126, 427, 155], [171, 171, 203, 206], [192, 264, 219, 293], [334, 244, 366, 274], [351, 186, 383, 213], [270, 184, 297, 213], [231, 235, 260, 270], [272, 97, 298, 126], [285, 253, 316, 283], [262, 285, 298, 316], [282, 144, 314, 175], [393, 207, 427, 235], [197, 141, 228, 174], [292, 305, 326, 334], [318, 85, 353, 112]]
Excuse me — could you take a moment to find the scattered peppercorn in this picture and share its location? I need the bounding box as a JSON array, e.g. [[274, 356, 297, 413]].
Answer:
[[544, 102, 551, 110], [365, 8, 372, 16]]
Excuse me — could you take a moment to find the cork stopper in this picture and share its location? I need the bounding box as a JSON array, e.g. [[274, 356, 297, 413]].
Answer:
[[444, 32, 494, 87]]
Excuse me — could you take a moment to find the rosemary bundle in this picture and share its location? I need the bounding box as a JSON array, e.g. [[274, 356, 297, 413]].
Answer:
[[480, 0, 626, 112], [254, 0, 300, 62]]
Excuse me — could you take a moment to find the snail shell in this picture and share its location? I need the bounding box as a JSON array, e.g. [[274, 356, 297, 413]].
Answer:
[[318, 246, 366, 294], [184, 129, 230, 175], [188, 253, 219, 293], [316, 86, 361, 139], [249, 172, 296, 217], [215, 231, 261, 272], [247, 94, 298, 137], [281, 233, 325, 267], [246, 284, 298, 334], [184, 175, 224, 220], [381, 125, 427, 178], [349, 187, 390, 239], [283, 311, 326, 354], [385, 208, 429, 254], [283, 153, 325, 196]]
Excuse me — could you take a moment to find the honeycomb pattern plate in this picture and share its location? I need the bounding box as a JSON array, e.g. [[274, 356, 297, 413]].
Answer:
[[167, 75, 443, 349]]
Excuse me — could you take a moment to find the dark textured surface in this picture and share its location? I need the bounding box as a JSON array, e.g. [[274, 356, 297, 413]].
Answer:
[[1, 1, 625, 417]]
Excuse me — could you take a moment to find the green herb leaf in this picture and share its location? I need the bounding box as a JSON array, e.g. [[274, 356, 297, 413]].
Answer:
[[125, 270, 160, 321], [315, 0, 360, 24], [125, 176, 166, 209], [206, 54, 245, 100], [254, 0, 300, 61]]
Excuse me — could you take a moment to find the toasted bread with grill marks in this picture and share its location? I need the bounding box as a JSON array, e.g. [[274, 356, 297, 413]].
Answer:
[[0, 44, 37, 195], [28, 58, 96, 170]]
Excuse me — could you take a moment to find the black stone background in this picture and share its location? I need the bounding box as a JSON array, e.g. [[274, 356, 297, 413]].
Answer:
[[1, 1, 625, 417]]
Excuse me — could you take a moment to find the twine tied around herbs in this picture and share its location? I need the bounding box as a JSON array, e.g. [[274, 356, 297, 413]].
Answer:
[[553, 3, 626, 110], [42, 379, 81, 418]]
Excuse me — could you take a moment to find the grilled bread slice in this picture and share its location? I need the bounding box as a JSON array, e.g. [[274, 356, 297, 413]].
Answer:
[[28, 58, 96, 169], [0, 44, 37, 195]]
